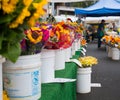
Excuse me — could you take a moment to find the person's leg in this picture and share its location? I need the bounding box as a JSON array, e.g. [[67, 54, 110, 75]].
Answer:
[[86, 35, 90, 43], [98, 37, 101, 48], [92, 33, 94, 41]]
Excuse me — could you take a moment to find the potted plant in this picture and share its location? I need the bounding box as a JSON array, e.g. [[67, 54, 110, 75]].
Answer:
[[39, 22, 74, 83], [3, 26, 49, 100], [0, 0, 47, 62], [77, 56, 98, 93], [1, 0, 48, 100], [102, 35, 120, 60]]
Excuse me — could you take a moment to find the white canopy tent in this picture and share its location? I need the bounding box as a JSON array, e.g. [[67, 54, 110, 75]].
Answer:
[[54, 15, 120, 25], [82, 16, 120, 24], [55, 15, 78, 22]]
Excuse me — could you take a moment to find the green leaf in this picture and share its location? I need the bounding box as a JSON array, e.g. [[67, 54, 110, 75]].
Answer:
[[3, 42, 21, 63], [0, 15, 13, 24], [0, 32, 4, 49], [4, 28, 25, 43], [14, 28, 25, 41], [5, 30, 17, 41]]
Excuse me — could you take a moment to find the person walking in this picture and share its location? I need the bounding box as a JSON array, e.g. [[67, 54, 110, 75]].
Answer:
[[97, 19, 106, 48]]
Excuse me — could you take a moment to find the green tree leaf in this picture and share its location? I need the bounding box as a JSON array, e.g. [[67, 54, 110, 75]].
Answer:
[[0, 32, 4, 49], [2, 42, 21, 63]]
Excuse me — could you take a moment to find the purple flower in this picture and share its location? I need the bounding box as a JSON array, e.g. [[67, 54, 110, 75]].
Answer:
[[42, 29, 49, 42]]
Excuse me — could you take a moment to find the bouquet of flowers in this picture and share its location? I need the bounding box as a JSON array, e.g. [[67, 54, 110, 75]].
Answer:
[[102, 35, 120, 49], [43, 21, 74, 49], [0, 0, 48, 62], [21, 26, 49, 55], [78, 56, 98, 68], [69, 22, 84, 40]]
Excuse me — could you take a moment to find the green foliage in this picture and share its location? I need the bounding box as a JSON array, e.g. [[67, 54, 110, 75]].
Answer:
[[0, 0, 47, 62], [1, 42, 21, 63], [0, 27, 25, 62]]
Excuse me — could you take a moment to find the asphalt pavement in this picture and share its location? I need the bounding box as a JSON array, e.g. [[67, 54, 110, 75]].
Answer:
[[77, 41, 120, 100]]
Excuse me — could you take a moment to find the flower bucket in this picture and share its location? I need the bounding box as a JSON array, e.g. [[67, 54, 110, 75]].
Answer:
[[108, 47, 112, 58], [77, 67, 92, 93], [105, 45, 109, 52], [3, 54, 41, 100], [65, 46, 72, 62], [55, 49, 65, 70], [72, 39, 80, 55], [77, 39, 81, 50], [41, 49, 55, 83], [0, 55, 5, 100], [112, 47, 120, 60]]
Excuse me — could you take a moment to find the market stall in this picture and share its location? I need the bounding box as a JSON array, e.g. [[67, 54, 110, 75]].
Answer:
[[75, 0, 120, 17]]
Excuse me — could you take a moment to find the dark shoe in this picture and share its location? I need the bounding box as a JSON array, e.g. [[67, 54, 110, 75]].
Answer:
[[98, 46, 101, 48]]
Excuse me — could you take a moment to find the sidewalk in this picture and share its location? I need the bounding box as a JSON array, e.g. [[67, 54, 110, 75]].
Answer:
[[77, 42, 120, 100]]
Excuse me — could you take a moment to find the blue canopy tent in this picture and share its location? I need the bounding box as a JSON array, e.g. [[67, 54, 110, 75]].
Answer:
[[75, 0, 120, 17]]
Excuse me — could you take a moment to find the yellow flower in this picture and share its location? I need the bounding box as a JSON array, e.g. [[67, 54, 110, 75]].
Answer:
[[31, 27, 40, 31], [56, 31, 60, 40], [26, 27, 43, 44], [1, 0, 18, 14], [23, 0, 32, 6], [9, 0, 32, 28], [28, 0, 47, 27], [3, 91, 9, 100], [79, 56, 98, 68]]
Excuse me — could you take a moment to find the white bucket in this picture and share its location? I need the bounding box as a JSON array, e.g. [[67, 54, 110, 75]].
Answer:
[[55, 49, 65, 70], [105, 45, 109, 52], [41, 49, 55, 83], [71, 41, 77, 55], [108, 47, 112, 58], [3, 54, 41, 100], [77, 39, 81, 50], [77, 67, 92, 93], [71, 39, 80, 55], [74, 40, 78, 51], [65, 46, 72, 62], [0, 55, 5, 100], [112, 47, 120, 60]]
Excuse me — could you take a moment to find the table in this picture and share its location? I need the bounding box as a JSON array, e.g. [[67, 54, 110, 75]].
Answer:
[[39, 56, 79, 100]]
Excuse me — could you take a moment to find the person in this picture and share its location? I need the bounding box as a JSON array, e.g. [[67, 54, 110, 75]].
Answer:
[[46, 14, 56, 24], [85, 24, 92, 43], [112, 22, 118, 33], [97, 19, 106, 48], [76, 18, 82, 24], [91, 25, 96, 41]]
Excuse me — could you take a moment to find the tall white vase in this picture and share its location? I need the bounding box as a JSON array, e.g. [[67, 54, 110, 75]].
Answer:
[[3, 54, 41, 100], [111, 47, 120, 60], [77, 39, 81, 50], [108, 47, 112, 58], [0, 55, 5, 100], [65, 46, 72, 62], [41, 49, 55, 83], [55, 49, 65, 70], [77, 67, 92, 93], [72, 40, 78, 55]]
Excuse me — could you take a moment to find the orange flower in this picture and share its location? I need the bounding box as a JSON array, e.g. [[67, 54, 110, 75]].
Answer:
[[81, 38, 87, 46], [49, 30, 54, 37]]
